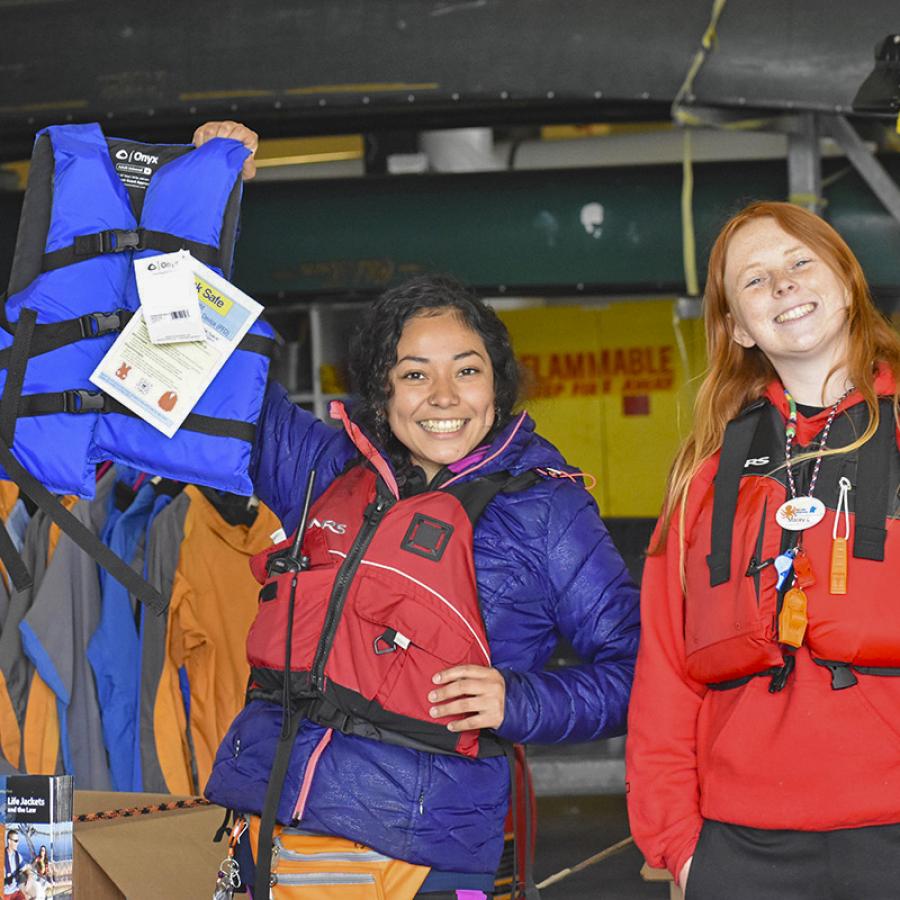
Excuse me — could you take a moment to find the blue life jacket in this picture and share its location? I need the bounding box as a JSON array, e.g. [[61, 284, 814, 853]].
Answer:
[[0, 123, 274, 608], [2, 122, 274, 498]]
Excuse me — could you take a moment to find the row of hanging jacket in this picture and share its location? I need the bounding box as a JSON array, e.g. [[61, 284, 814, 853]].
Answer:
[[0, 465, 278, 792]]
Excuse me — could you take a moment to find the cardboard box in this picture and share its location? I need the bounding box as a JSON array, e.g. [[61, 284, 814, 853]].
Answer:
[[640, 862, 684, 900], [74, 792, 229, 899]]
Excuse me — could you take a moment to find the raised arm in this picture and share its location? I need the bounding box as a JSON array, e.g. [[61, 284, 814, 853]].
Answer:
[[250, 381, 356, 533]]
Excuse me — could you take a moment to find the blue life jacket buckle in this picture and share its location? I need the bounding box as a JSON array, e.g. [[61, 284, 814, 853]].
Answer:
[[63, 389, 106, 414], [79, 310, 124, 338], [73, 229, 143, 256]]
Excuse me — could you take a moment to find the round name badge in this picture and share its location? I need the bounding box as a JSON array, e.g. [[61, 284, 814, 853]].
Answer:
[[775, 496, 826, 531]]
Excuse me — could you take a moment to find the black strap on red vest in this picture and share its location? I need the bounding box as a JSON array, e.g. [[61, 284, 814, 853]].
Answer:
[[707, 399, 767, 587], [708, 394, 899, 692], [708, 395, 896, 589], [851, 397, 893, 561]]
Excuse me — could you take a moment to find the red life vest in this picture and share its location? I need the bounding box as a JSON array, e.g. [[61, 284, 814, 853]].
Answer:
[[683, 397, 900, 691], [246, 462, 537, 758]]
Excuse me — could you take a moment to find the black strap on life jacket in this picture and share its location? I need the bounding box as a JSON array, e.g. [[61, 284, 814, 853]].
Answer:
[[708, 395, 900, 692], [812, 656, 900, 690], [444, 469, 542, 524], [0, 297, 271, 604], [0, 309, 129, 371], [0, 306, 274, 373], [41, 227, 221, 273], [708, 395, 896, 584], [707, 399, 768, 587], [851, 397, 893, 561], [0, 307, 165, 611]]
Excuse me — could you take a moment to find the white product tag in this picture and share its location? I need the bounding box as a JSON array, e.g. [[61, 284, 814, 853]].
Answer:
[[135, 250, 206, 344], [271, 528, 287, 545], [89, 259, 264, 438]]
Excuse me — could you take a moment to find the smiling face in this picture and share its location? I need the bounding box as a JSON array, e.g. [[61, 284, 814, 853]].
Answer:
[[386, 309, 496, 482], [724, 217, 851, 380]]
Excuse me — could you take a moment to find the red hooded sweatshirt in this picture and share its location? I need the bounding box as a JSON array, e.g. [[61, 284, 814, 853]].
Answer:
[[626, 372, 900, 879]]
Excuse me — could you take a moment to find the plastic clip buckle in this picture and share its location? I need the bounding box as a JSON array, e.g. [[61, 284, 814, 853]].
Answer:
[[63, 389, 106, 414], [106, 229, 142, 253], [80, 310, 123, 338], [768, 655, 796, 693]]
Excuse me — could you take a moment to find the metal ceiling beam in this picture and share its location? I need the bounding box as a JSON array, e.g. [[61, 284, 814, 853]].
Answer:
[[787, 113, 823, 214], [823, 114, 900, 225]]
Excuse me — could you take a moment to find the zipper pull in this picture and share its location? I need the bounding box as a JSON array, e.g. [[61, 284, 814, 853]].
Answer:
[[364, 496, 390, 522], [745, 556, 774, 577]]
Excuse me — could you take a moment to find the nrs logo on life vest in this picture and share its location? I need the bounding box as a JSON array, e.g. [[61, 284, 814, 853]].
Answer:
[[194, 276, 233, 316], [308, 517, 347, 535]]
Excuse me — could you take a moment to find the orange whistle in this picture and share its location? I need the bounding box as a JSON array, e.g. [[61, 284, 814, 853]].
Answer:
[[779, 587, 808, 648], [792, 549, 815, 589], [830, 537, 848, 595]]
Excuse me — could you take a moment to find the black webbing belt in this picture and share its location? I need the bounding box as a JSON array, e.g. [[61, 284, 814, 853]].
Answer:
[[16, 391, 257, 444], [0, 309, 127, 370], [0, 307, 166, 611], [0, 308, 274, 369], [41, 228, 220, 272], [254, 710, 304, 898]]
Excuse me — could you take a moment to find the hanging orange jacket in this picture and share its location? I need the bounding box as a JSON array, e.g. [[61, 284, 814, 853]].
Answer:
[[22, 495, 79, 776], [153, 486, 278, 793]]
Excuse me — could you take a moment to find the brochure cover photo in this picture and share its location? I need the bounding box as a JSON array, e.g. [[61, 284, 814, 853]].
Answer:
[[1, 775, 73, 899]]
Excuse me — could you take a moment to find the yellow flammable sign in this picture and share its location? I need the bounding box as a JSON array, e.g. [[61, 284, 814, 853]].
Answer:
[[497, 299, 705, 518]]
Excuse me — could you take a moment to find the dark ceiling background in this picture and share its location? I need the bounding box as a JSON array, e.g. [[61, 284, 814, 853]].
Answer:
[[0, 0, 895, 156]]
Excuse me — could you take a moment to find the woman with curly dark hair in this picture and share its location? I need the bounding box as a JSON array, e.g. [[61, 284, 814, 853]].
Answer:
[[199, 123, 639, 900]]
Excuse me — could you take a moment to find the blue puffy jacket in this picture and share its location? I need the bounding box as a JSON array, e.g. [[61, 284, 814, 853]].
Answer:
[[205, 381, 640, 875]]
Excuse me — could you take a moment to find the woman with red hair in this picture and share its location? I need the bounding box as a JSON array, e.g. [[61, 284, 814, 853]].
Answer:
[[627, 201, 900, 898]]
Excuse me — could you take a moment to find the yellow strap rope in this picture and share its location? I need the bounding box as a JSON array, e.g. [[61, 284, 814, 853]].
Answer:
[[672, 0, 729, 116], [673, 0, 730, 298], [681, 130, 700, 298]]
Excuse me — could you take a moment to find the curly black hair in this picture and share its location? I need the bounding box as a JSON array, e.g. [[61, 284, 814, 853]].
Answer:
[[348, 274, 522, 480]]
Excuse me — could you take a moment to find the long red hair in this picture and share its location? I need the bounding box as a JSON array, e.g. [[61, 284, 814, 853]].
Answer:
[[652, 201, 900, 554]]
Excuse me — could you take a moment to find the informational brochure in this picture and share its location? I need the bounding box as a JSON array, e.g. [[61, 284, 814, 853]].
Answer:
[[1, 774, 74, 899], [89, 258, 263, 438]]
